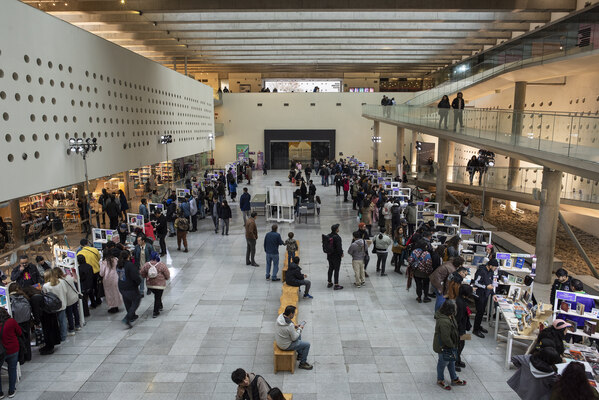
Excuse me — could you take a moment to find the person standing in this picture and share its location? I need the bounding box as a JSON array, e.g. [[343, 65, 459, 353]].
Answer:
[[466, 156, 479, 185], [430, 256, 465, 312], [263, 224, 284, 281], [42, 269, 69, 342], [133, 234, 155, 297], [0, 307, 22, 398], [212, 200, 220, 234], [166, 197, 177, 237], [219, 200, 232, 235], [118, 189, 129, 220], [348, 231, 367, 287], [189, 193, 198, 232], [175, 211, 189, 252], [153, 208, 168, 256], [455, 284, 473, 372], [11, 255, 43, 288], [437, 95, 450, 129], [77, 239, 102, 308], [382, 197, 393, 234], [342, 176, 350, 202], [433, 300, 467, 390], [245, 164, 252, 185], [451, 92, 465, 131], [326, 224, 344, 290], [8, 283, 31, 363], [140, 252, 170, 318], [239, 188, 252, 225], [116, 250, 141, 329], [245, 212, 259, 267], [373, 228, 393, 276], [472, 259, 499, 338], [99, 244, 122, 314], [105, 194, 120, 229]]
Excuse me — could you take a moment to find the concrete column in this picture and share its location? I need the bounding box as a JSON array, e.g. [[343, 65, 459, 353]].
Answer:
[[411, 130, 418, 173], [483, 195, 493, 216], [372, 121, 380, 168], [535, 167, 562, 284], [508, 81, 526, 187], [8, 200, 23, 246], [396, 126, 404, 176], [447, 141, 455, 181], [436, 138, 449, 209], [123, 171, 132, 200]]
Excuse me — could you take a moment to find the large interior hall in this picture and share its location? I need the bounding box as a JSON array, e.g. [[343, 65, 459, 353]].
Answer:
[[2, 0, 599, 399]]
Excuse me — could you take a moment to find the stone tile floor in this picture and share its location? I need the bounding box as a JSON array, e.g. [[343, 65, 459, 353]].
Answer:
[[12, 170, 548, 399]]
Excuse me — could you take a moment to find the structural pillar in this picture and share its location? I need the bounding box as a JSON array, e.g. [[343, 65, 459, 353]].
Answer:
[[483, 194, 494, 216], [508, 81, 526, 188], [410, 130, 418, 173], [447, 141, 455, 181], [8, 199, 23, 247], [535, 167, 562, 284], [396, 126, 404, 176], [436, 138, 449, 209], [372, 121, 380, 168]]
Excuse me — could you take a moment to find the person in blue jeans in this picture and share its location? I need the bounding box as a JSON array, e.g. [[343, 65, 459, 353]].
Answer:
[[0, 307, 22, 397], [263, 224, 284, 281], [429, 256, 465, 312], [275, 305, 313, 370], [433, 300, 467, 390]]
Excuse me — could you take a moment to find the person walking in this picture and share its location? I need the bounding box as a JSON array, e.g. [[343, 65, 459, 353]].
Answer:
[[153, 208, 168, 256], [175, 211, 190, 252], [348, 231, 367, 288], [437, 95, 450, 129], [219, 200, 232, 235], [211, 200, 220, 234], [264, 224, 284, 281], [166, 197, 177, 237], [373, 228, 393, 276], [239, 188, 252, 225], [99, 243, 122, 314], [466, 156, 479, 185], [245, 212, 259, 266], [116, 250, 141, 328], [140, 252, 170, 318], [434, 300, 466, 390], [325, 224, 344, 290], [133, 234, 155, 297], [451, 92, 465, 131]]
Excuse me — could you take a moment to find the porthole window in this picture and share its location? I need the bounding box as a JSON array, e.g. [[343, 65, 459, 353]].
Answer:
[[24, 55, 30, 63], [36, 58, 42, 66], [34, 151, 40, 159], [7, 154, 13, 162]]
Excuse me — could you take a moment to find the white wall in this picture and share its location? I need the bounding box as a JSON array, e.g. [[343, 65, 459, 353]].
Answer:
[[0, 1, 214, 202], [214, 92, 414, 166]]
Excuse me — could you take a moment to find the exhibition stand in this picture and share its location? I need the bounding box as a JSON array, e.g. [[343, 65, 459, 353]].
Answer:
[[266, 186, 295, 223], [416, 201, 438, 229]]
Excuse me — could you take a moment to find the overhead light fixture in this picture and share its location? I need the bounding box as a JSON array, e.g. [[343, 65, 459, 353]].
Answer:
[[371, 136, 382, 143], [121, 0, 125, 4], [415, 141, 422, 151], [160, 135, 173, 144], [153, 21, 157, 26], [208, 134, 214, 140]]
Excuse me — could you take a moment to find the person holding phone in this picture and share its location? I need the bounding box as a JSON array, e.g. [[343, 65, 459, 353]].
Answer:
[[275, 305, 313, 370]]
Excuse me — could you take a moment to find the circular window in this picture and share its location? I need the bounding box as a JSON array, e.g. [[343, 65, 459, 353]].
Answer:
[[59, 64, 63, 71], [14, 93, 20, 101], [44, 133, 49, 141], [48, 61, 53, 69], [19, 134, 25, 142], [4, 134, 11, 142], [32, 134, 38, 141], [24, 55, 30, 63], [7, 154, 14, 162], [68, 66, 72, 73], [0, 91, 5, 100], [22, 153, 27, 160], [2, 112, 9, 121], [26, 75, 31, 83], [55, 133, 59, 140], [34, 151, 40, 159], [36, 58, 42, 66]]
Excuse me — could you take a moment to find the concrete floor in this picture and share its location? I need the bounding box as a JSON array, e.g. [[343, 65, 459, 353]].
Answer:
[[12, 170, 552, 400]]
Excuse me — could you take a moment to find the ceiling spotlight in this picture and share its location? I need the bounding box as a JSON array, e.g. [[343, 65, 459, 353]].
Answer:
[[371, 136, 382, 143], [121, 0, 125, 4], [160, 135, 173, 144], [208, 134, 214, 140], [415, 141, 422, 151], [153, 21, 157, 26]]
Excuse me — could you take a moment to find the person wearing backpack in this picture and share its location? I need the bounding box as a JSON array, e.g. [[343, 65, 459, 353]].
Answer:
[[117, 250, 142, 328], [8, 283, 32, 362], [175, 211, 190, 252], [407, 240, 433, 303], [140, 252, 170, 318], [231, 368, 271, 400], [133, 234, 155, 297], [324, 224, 344, 290], [42, 268, 69, 342], [0, 307, 23, 398], [22, 285, 60, 355]]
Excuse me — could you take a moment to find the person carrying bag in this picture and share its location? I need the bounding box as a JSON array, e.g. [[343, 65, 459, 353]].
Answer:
[[433, 300, 466, 391]]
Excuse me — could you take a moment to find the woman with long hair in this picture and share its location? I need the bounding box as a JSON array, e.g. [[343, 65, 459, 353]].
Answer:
[[117, 250, 142, 328], [445, 235, 461, 259], [551, 361, 599, 399], [100, 241, 123, 313], [22, 285, 60, 355], [391, 226, 407, 274], [434, 300, 466, 390], [140, 252, 170, 318], [267, 387, 286, 400], [0, 307, 22, 397], [42, 268, 69, 342], [118, 189, 129, 220], [8, 283, 31, 362], [54, 268, 81, 335]]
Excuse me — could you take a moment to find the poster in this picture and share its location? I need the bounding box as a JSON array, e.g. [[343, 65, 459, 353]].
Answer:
[[148, 203, 164, 215], [127, 213, 145, 233], [54, 247, 77, 269], [92, 228, 116, 244], [236, 144, 249, 161], [0, 286, 8, 310]]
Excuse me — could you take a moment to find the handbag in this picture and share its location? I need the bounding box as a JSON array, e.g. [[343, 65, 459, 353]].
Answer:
[[437, 336, 457, 362], [62, 278, 84, 300], [362, 240, 370, 264]]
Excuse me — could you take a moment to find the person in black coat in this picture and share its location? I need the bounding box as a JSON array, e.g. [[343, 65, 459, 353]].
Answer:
[[455, 284, 473, 371], [23, 285, 61, 355], [437, 95, 450, 129], [473, 259, 499, 338], [451, 92, 465, 131], [549, 268, 572, 307], [218, 200, 232, 235], [285, 256, 312, 299], [327, 224, 344, 290], [166, 197, 177, 237], [153, 209, 168, 256], [11, 255, 43, 288], [117, 250, 142, 328], [77, 254, 94, 317]]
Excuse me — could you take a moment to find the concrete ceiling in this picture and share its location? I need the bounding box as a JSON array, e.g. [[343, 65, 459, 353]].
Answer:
[[22, 0, 577, 77]]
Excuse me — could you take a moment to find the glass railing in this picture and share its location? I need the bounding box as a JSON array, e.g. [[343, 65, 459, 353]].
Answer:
[[413, 165, 599, 204], [362, 105, 599, 165], [408, 4, 599, 105]]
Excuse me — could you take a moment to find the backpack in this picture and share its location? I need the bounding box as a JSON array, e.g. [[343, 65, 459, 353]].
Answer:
[[10, 295, 32, 324], [147, 262, 158, 279], [176, 218, 190, 231], [409, 249, 433, 275], [322, 234, 334, 254], [42, 292, 62, 313]]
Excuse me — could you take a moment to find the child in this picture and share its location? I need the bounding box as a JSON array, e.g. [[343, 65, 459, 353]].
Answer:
[[315, 196, 321, 216], [284, 232, 298, 265]]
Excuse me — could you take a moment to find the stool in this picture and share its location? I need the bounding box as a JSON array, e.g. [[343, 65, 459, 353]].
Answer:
[[274, 341, 296, 374]]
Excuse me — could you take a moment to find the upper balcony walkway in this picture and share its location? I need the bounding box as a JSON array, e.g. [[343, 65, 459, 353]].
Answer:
[[362, 105, 599, 181]]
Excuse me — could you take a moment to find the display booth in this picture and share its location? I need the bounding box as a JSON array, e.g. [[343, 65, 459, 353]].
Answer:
[[53, 246, 85, 325], [416, 201, 439, 228], [556, 342, 599, 386], [266, 186, 295, 223], [127, 213, 145, 233], [390, 186, 410, 201], [148, 203, 164, 216], [554, 290, 599, 341], [433, 213, 461, 236], [459, 229, 493, 267], [176, 188, 190, 204], [92, 228, 117, 249]]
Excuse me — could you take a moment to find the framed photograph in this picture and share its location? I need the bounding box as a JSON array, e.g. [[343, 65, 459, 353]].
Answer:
[[508, 286, 522, 301]]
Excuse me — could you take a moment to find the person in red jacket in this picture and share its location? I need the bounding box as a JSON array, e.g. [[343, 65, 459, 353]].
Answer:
[[0, 307, 22, 397]]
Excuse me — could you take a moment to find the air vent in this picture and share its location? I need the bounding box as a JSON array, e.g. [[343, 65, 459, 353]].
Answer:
[[284, 103, 289, 107], [336, 103, 342, 106], [361, 103, 367, 106], [257, 103, 262, 107], [310, 103, 315, 106]]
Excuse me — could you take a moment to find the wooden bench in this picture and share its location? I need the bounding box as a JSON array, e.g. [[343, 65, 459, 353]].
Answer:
[[274, 341, 297, 374], [284, 394, 293, 400]]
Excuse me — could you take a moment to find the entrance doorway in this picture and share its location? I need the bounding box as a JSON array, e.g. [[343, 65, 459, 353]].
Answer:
[[270, 142, 290, 169], [264, 130, 336, 169]]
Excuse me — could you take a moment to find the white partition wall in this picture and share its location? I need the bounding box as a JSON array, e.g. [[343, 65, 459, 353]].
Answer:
[[0, 1, 214, 202]]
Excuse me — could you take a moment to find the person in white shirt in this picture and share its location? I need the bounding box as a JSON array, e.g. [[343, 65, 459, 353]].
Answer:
[[43, 268, 69, 341], [382, 198, 393, 234], [373, 228, 393, 276]]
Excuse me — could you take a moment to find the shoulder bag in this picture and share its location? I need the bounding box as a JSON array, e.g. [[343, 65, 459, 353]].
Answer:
[[437, 335, 457, 362], [62, 278, 84, 300]]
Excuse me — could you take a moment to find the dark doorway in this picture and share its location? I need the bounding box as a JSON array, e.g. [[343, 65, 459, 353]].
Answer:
[[271, 142, 290, 169], [311, 142, 330, 164]]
